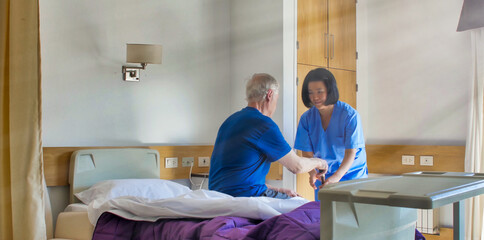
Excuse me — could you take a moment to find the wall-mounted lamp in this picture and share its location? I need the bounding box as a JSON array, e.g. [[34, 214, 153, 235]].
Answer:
[[122, 44, 162, 82]]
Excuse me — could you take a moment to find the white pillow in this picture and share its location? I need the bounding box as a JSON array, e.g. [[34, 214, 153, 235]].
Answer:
[[75, 179, 191, 204]]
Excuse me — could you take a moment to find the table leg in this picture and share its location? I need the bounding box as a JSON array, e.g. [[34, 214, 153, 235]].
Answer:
[[453, 201, 464, 240]]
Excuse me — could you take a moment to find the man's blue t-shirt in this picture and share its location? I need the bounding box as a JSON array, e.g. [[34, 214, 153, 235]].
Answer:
[[208, 107, 292, 197]]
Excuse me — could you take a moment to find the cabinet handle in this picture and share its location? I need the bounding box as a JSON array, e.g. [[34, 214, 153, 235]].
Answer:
[[330, 34, 335, 59], [324, 33, 329, 59]]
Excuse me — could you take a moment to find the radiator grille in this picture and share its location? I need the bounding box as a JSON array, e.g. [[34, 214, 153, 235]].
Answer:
[[417, 208, 440, 234]]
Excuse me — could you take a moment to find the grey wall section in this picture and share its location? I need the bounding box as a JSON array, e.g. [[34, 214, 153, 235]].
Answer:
[[229, 0, 284, 127], [41, 0, 287, 147], [356, 0, 471, 227], [40, 0, 231, 146], [357, 0, 471, 145]]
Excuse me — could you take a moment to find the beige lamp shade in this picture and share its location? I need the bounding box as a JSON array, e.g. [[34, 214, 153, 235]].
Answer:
[[126, 44, 162, 64]]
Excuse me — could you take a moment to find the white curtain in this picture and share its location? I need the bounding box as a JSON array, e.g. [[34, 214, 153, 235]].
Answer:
[[0, 0, 46, 239], [465, 27, 484, 240]]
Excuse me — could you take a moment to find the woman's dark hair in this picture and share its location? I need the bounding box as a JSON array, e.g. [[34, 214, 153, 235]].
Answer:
[[301, 68, 339, 108]]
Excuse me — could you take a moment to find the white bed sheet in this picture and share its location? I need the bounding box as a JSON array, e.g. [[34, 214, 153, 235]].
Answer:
[[87, 189, 309, 225]]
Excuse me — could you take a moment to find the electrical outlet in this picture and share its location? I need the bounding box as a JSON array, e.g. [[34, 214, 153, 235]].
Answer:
[[165, 157, 178, 168], [182, 157, 195, 167], [402, 155, 415, 165], [198, 157, 210, 167], [420, 156, 434, 166]]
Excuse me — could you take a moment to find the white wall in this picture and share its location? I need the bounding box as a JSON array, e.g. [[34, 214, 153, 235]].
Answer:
[[229, 0, 284, 127], [40, 0, 231, 147], [357, 0, 472, 146], [40, 0, 472, 169], [357, 0, 471, 228], [41, 0, 291, 147]]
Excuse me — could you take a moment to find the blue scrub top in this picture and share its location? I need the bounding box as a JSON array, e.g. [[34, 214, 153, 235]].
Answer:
[[294, 101, 367, 199]]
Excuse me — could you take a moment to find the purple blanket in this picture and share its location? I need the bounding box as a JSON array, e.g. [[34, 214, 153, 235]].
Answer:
[[92, 201, 425, 240]]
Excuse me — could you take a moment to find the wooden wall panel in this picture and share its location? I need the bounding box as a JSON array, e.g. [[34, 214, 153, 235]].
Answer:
[[366, 145, 465, 174], [44, 146, 283, 186], [151, 145, 214, 180], [45, 145, 465, 187], [295, 144, 466, 201]]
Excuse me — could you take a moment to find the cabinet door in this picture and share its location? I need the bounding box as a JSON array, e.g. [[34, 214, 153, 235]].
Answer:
[[297, 0, 327, 67], [296, 64, 317, 200], [330, 68, 356, 108], [328, 0, 356, 71], [295, 65, 356, 200], [296, 64, 313, 122]]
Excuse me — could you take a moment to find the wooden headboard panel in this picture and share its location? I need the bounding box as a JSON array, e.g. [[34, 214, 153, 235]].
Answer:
[[44, 146, 148, 186], [44, 145, 283, 186]]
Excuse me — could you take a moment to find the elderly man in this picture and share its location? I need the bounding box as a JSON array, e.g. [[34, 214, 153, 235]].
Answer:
[[209, 73, 328, 199]]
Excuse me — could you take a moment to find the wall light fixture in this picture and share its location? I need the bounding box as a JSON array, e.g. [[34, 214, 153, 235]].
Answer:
[[122, 43, 162, 82]]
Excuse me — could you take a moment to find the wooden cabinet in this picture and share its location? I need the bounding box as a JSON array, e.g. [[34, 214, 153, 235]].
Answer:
[[297, 0, 326, 67], [297, 0, 356, 71], [296, 0, 357, 201]]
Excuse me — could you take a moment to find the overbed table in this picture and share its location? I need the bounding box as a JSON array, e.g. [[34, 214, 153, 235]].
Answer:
[[319, 172, 484, 240]]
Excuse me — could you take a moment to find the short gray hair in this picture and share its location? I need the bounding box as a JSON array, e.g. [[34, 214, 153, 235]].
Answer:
[[246, 73, 279, 102]]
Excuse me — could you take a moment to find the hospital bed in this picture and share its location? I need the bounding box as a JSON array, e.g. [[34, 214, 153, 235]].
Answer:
[[52, 148, 161, 240], [52, 148, 426, 240]]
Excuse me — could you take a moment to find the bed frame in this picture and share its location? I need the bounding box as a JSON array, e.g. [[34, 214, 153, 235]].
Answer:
[[69, 148, 160, 203]]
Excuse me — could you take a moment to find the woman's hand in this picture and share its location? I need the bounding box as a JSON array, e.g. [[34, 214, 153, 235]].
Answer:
[[319, 149, 357, 188], [320, 172, 343, 188], [309, 169, 323, 190]]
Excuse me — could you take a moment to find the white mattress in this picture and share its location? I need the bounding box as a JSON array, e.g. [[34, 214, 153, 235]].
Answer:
[[64, 203, 88, 212]]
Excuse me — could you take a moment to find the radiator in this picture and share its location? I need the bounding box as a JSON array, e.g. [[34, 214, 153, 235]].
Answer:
[[417, 208, 440, 234]]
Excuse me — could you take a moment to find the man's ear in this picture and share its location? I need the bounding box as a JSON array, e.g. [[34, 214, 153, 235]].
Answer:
[[266, 89, 274, 101]]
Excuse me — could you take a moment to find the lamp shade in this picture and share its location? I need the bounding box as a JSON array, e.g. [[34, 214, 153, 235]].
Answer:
[[457, 0, 484, 32], [126, 44, 162, 64]]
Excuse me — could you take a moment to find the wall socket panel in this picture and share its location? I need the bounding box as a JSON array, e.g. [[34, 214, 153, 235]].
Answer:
[[198, 157, 210, 167], [182, 157, 195, 167], [402, 155, 415, 165], [165, 157, 178, 168], [420, 156, 434, 166]]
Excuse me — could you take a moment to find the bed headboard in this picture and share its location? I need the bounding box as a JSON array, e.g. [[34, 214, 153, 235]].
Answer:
[[69, 148, 160, 203]]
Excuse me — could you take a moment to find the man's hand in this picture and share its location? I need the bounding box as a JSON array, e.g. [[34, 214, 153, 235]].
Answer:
[[315, 158, 328, 174], [277, 187, 301, 197]]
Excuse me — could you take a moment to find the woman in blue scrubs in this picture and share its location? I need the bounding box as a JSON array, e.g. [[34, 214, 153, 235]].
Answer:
[[294, 68, 367, 201]]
